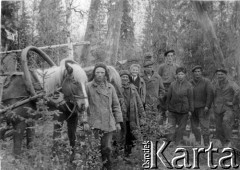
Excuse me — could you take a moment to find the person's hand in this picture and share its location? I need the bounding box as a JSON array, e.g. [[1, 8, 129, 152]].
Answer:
[[116, 123, 121, 132], [83, 123, 90, 131]]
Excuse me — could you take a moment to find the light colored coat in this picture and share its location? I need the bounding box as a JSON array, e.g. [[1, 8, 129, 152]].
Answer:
[[86, 80, 123, 132]]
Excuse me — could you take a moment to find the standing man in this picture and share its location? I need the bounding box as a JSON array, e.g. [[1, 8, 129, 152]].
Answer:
[[130, 64, 146, 105], [213, 68, 239, 147], [158, 50, 179, 90], [142, 60, 165, 113], [190, 65, 213, 146], [119, 70, 145, 156], [158, 50, 179, 122], [86, 62, 123, 170]]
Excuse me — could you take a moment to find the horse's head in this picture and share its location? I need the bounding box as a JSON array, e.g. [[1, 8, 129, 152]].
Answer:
[[60, 60, 89, 112]]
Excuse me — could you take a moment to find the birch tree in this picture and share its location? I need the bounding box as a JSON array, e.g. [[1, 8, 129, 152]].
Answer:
[[65, 0, 73, 59], [80, 0, 101, 65], [105, 0, 124, 65]]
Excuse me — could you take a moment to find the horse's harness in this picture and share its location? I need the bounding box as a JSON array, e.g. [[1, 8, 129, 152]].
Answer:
[[60, 70, 88, 120], [0, 70, 87, 121]]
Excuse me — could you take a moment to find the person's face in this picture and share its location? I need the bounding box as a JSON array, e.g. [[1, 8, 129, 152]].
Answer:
[[166, 52, 174, 64], [177, 72, 186, 81], [131, 66, 139, 76], [144, 65, 153, 74], [95, 67, 106, 82], [193, 68, 202, 79], [121, 75, 130, 85], [216, 72, 226, 81]]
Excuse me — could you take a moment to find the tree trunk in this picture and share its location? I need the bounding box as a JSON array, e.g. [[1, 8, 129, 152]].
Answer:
[[80, 0, 101, 65], [65, 0, 73, 59], [105, 0, 124, 65], [193, 1, 225, 68]]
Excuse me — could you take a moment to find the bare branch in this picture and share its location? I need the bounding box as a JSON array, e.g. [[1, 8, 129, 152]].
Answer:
[[72, 8, 85, 17]]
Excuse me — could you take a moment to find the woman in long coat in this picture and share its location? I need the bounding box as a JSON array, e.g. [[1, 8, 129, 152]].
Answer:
[[119, 70, 146, 156]]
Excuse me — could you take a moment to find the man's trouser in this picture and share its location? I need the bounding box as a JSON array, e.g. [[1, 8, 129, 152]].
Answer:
[[214, 109, 234, 145], [159, 83, 171, 124], [167, 112, 188, 145], [191, 107, 210, 146], [93, 129, 113, 170]]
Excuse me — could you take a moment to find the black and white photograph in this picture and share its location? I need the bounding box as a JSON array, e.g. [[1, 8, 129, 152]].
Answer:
[[1, 0, 240, 169]]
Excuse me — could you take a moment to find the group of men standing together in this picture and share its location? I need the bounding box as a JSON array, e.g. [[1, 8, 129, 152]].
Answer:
[[85, 50, 240, 170]]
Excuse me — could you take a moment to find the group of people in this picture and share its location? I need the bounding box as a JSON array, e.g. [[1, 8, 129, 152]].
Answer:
[[84, 50, 240, 170]]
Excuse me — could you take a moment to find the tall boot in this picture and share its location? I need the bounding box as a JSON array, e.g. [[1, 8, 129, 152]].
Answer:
[[101, 147, 112, 170], [124, 145, 132, 157]]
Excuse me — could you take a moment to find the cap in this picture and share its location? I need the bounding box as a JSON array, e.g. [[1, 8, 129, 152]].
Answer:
[[192, 65, 202, 72], [215, 68, 227, 74], [119, 70, 131, 77], [164, 50, 175, 57]]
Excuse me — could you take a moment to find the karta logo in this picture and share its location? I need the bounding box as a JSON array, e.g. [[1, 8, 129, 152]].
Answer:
[[142, 141, 239, 169]]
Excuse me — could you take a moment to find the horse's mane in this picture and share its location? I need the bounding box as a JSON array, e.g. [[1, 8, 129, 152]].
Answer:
[[35, 58, 88, 96], [107, 65, 122, 88], [59, 58, 88, 85], [35, 66, 62, 94]]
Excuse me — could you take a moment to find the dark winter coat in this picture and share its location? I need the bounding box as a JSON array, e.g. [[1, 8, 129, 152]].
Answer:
[[189, 77, 213, 109], [166, 79, 194, 114], [132, 76, 146, 104], [121, 84, 145, 129], [213, 79, 240, 114], [142, 71, 165, 106]]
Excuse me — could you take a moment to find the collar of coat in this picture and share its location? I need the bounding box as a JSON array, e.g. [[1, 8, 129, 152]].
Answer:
[[143, 71, 159, 81], [190, 77, 204, 86], [175, 78, 188, 85], [215, 78, 229, 89], [121, 83, 137, 92], [92, 79, 111, 88]]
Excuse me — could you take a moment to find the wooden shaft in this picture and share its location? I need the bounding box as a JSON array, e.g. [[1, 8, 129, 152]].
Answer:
[[0, 42, 90, 54], [0, 93, 45, 114]]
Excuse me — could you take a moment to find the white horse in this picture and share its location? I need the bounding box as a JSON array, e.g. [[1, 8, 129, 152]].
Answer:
[[35, 58, 89, 158]]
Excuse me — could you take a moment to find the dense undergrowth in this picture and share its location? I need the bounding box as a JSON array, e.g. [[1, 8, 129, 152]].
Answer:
[[1, 102, 240, 170]]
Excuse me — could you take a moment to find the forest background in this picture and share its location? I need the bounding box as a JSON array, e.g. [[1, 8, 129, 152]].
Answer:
[[2, 0, 240, 81]]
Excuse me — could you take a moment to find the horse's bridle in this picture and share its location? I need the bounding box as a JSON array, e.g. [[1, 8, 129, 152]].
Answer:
[[61, 71, 88, 120]]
